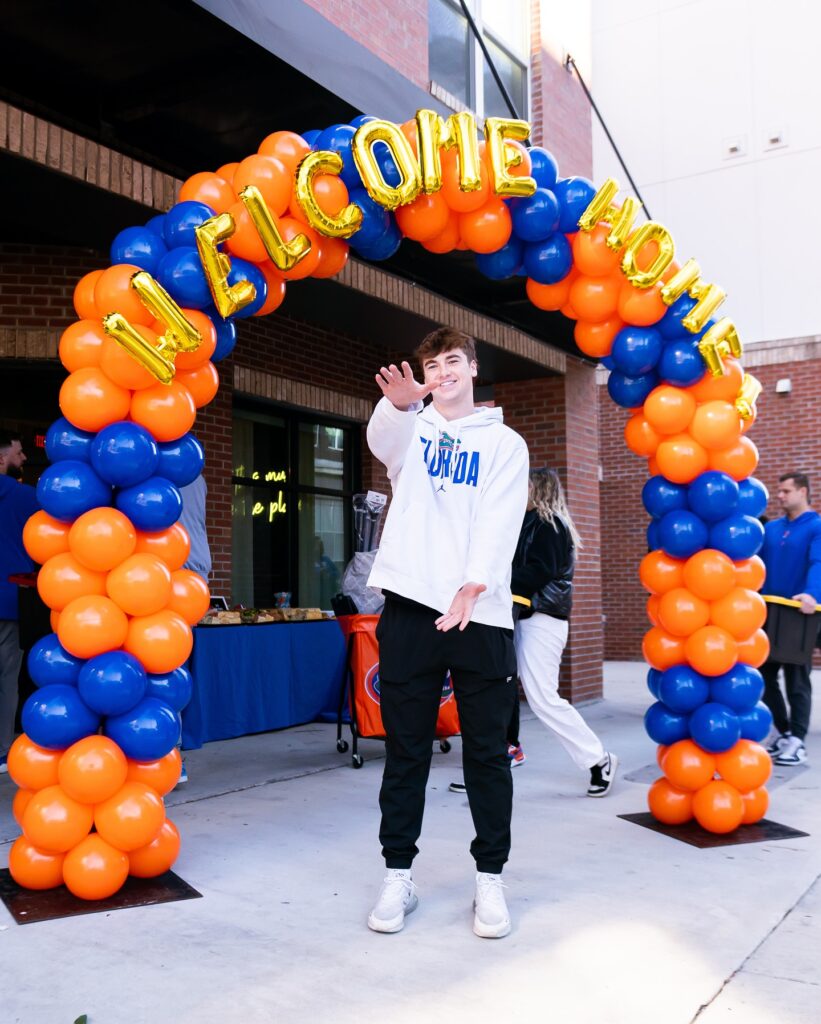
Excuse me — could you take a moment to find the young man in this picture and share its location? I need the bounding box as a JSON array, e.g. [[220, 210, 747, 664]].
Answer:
[[761, 472, 821, 766], [365, 327, 529, 938]]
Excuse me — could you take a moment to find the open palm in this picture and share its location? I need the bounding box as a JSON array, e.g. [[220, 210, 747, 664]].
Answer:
[[375, 361, 438, 411]]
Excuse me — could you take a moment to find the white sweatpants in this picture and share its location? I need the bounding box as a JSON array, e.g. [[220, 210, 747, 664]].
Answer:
[[514, 613, 605, 771]]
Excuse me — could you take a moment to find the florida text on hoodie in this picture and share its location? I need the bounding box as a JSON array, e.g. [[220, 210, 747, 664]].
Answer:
[[366, 397, 529, 628]]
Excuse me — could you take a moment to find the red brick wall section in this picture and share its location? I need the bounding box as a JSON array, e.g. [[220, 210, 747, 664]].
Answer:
[[0, 245, 105, 330]]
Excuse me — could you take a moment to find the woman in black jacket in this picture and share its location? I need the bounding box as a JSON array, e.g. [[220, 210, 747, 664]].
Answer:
[[511, 468, 618, 797]]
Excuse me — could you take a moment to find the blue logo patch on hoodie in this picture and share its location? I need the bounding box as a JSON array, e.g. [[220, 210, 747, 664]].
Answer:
[[420, 436, 479, 487]]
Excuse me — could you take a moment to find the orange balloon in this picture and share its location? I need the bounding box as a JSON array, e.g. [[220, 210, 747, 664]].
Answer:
[[639, 550, 685, 595], [400, 119, 419, 155], [36, 552, 107, 611], [710, 587, 767, 640], [178, 171, 235, 214], [278, 218, 322, 281], [257, 130, 311, 178], [735, 556, 766, 591], [233, 153, 293, 216], [59, 367, 132, 433], [740, 785, 769, 824], [57, 594, 129, 659], [569, 274, 620, 323], [714, 739, 771, 793], [94, 264, 154, 325], [99, 331, 159, 390], [421, 211, 461, 254], [572, 224, 620, 277], [22, 784, 94, 853], [661, 740, 716, 791], [58, 736, 129, 804], [134, 522, 190, 571], [126, 747, 182, 797], [617, 279, 666, 326], [224, 201, 270, 264], [107, 553, 172, 617], [130, 380, 197, 443], [13, 787, 34, 826], [683, 549, 737, 601], [94, 781, 165, 852], [124, 609, 193, 674], [527, 275, 573, 312], [685, 625, 738, 676], [656, 744, 669, 769], [688, 357, 744, 403], [573, 316, 623, 359], [171, 309, 217, 370], [73, 270, 104, 320], [708, 436, 759, 481], [62, 834, 130, 900], [648, 777, 693, 824], [252, 261, 288, 314], [59, 320, 107, 372], [441, 150, 490, 212], [23, 510, 71, 565], [68, 507, 137, 572], [311, 236, 349, 280], [215, 161, 238, 185], [129, 819, 181, 878], [655, 433, 709, 484], [624, 413, 660, 457], [167, 569, 211, 625], [657, 587, 710, 637], [50, 610, 61, 633], [642, 626, 686, 671], [689, 400, 743, 452], [647, 455, 660, 476], [692, 779, 744, 834], [8, 836, 65, 891], [559, 300, 579, 321], [646, 593, 661, 627], [643, 386, 697, 435], [289, 173, 351, 226], [736, 628, 770, 667], [395, 192, 451, 241], [175, 361, 219, 409], [458, 198, 512, 254], [7, 735, 62, 791]]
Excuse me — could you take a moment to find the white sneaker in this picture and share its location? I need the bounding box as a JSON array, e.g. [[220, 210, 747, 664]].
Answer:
[[367, 870, 418, 933], [765, 732, 790, 758], [773, 735, 807, 766], [588, 752, 619, 797], [473, 872, 511, 939]]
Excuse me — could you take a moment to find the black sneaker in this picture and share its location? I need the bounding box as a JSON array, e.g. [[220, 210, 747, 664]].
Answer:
[[449, 781, 467, 793], [773, 736, 807, 766], [587, 752, 619, 797]]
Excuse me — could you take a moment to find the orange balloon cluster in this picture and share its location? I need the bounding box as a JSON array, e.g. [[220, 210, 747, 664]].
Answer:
[[7, 735, 181, 897]]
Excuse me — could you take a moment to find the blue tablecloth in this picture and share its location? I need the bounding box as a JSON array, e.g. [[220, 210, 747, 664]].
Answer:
[[181, 621, 347, 750]]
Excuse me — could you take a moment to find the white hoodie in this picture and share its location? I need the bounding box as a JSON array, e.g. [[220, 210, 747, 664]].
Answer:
[[366, 397, 529, 628]]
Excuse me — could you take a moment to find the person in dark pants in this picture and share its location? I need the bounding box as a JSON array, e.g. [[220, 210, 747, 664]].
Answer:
[[760, 472, 821, 766], [366, 327, 528, 938]]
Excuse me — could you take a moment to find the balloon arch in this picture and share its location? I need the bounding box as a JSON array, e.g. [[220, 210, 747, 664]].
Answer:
[[7, 111, 773, 899]]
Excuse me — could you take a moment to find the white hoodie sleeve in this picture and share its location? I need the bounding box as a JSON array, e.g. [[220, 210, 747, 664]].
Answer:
[[463, 435, 529, 596], [366, 396, 423, 482]]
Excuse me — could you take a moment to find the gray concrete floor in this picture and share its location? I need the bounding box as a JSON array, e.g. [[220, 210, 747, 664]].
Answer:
[[1, 662, 819, 1024]]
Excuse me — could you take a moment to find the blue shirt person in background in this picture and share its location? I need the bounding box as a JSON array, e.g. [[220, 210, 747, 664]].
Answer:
[[0, 435, 39, 772], [760, 472, 821, 766], [179, 474, 212, 585]]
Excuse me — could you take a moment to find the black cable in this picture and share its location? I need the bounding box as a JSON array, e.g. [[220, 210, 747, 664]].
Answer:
[[564, 54, 651, 220], [456, 0, 526, 132]]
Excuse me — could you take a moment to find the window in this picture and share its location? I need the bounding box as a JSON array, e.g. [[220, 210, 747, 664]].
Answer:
[[428, 0, 529, 120], [231, 404, 357, 610]]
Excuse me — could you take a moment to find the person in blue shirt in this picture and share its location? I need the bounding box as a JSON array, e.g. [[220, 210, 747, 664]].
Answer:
[[760, 472, 821, 766], [0, 435, 39, 773]]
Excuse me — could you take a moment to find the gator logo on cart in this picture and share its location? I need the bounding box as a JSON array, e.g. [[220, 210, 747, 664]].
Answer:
[[364, 662, 382, 705]]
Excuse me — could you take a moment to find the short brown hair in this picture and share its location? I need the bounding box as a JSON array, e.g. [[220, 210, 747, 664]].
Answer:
[[780, 472, 811, 502], [414, 327, 477, 367]]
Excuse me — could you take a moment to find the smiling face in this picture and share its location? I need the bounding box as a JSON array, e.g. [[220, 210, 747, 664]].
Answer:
[[421, 347, 477, 417]]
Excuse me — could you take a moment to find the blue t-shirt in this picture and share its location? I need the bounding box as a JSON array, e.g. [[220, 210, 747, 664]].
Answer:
[[0, 475, 39, 620], [761, 510, 821, 602]]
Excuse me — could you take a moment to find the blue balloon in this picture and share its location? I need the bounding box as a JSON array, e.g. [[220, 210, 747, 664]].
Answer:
[[227, 258, 268, 318], [658, 294, 697, 339], [658, 665, 711, 713], [553, 176, 596, 233], [104, 696, 181, 760], [349, 114, 377, 128], [475, 237, 524, 280], [90, 421, 159, 488], [354, 220, 402, 261], [647, 668, 662, 699], [302, 128, 321, 146], [157, 433, 205, 487], [115, 475, 182, 532], [157, 246, 211, 309], [687, 471, 740, 523], [522, 233, 573, 284], [710, 664, 765, 712], [163, 201, 217, 250], [315, 124, 359, 187], [611, 326, 663, 376], [658, 509, 709, 559], [607, 370, 659, 409], [348, 188, 391, 247], [658, 337, 705, 387], [737, 477, 768, 518], [600, 355, 616, 371], [27, 634, 85, 688], [644, 701, 691, 745], [510, 188, 560, 242], [78, 651, 148, 717], [205, 308, 237, 362], [146, 666, 193, 713], [374, 141, 401, 188], [689, 702, 741, 752], [647, 520, 660, 550], [529, 147, 559, 189], [44, 418, 94, 464], [110, 226, 168, 276], [145, 214, 166, 239], [642, 476, 689, 519], [36, 461, 111, 523], [709, 514, 765, 560], [22, 684, 101, 750], [738, 701, 773, 742]]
